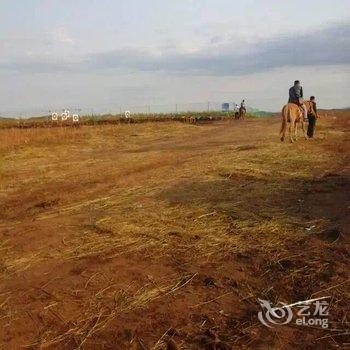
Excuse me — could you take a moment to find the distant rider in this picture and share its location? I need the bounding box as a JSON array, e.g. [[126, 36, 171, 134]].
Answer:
[[289, 80, 307, 121], [240, 99, 246, 113]]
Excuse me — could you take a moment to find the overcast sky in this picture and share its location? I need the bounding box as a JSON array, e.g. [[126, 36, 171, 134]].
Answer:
[[0, 0, 349, 116]]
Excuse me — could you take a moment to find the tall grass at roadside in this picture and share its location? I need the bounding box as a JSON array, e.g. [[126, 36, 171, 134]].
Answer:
[[0, 111, 260, 130], [0, 127, 86, 152]]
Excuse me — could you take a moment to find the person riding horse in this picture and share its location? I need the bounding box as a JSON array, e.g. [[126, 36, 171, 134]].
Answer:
[[239, 100, 246, 119], [280, 82, 314, 143], [289, 80, 307, 121]]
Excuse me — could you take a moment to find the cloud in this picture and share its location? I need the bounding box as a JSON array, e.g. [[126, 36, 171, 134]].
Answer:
[[51, 27, 75, 45], [1, 22, 349, 76], [85, 22, 350, 75], [0, 61, 74, 73]]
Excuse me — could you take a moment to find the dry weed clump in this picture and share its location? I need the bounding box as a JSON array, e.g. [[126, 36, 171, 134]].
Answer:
[[0, 127, 87, 153], [27, 273, 197, 349]]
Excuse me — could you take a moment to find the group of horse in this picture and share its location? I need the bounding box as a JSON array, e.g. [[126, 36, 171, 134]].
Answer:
[[184, 107, 246, 125], [234, 106, 246, 120], [183, 101, 312, 144]]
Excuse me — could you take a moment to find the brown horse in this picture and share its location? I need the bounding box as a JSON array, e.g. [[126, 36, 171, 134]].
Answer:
[[280, 101, 312, 142], [238, 107, 246, 120], [183, 116, 196, 124]]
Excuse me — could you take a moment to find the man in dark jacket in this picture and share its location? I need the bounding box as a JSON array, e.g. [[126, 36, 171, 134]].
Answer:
[[289, 80, 307, 121], [307, 96, 318, 138]]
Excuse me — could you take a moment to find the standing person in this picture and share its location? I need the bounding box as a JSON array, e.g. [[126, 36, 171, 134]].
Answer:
[[289, 80, 307, 121], [307, 96, 318, 138], [234, 103, 240, 119], [240, 99, 246, 113]]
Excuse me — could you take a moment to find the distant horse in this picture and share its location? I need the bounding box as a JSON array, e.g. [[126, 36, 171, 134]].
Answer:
[[238, 107, 246, 120], [280, 101, 312, 142], [183, 116, 196, 124]]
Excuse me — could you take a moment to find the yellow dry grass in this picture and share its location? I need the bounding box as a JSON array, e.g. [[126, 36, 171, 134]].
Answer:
[[0, 114, 349, 349]]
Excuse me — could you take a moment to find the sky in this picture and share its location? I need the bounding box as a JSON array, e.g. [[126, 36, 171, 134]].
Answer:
[[0, 0, 349, 116]]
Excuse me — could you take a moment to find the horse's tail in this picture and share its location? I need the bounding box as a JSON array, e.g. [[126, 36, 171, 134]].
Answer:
[[280, 105, 288, 141]]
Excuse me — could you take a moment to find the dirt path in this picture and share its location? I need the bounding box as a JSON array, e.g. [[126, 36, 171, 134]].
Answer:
[[0, 113, 349, 349]]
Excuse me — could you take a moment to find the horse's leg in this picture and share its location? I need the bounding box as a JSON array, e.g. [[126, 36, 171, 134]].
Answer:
[[294, 122, 298, 141], [280, 121, 286, 142], [280, 106, 287, 142], [302, 120, 308, 139], [289, 121, 294, 143], [281, 125, 285, 142]]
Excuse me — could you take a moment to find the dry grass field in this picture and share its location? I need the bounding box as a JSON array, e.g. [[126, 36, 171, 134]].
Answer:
[[0, 112, 349, 349]]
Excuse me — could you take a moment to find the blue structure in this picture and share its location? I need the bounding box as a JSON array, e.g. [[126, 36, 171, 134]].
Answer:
[[222, 103, 229, 112]]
